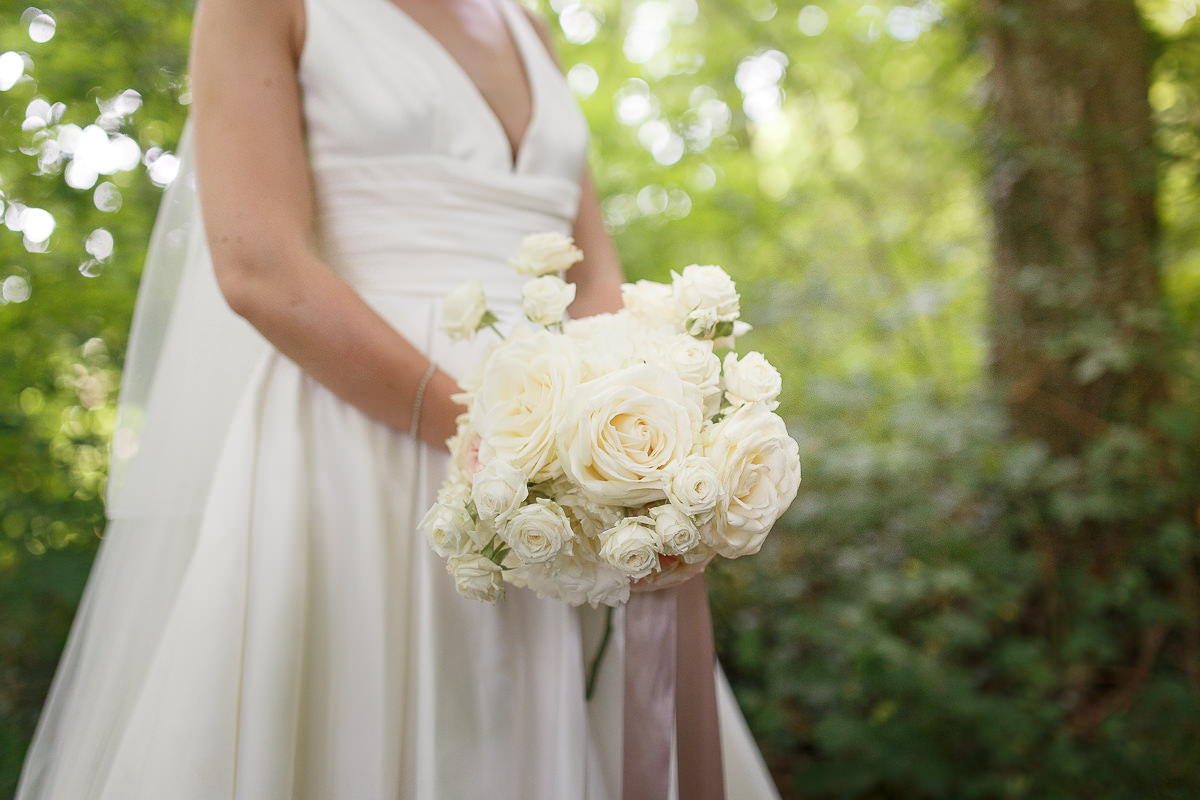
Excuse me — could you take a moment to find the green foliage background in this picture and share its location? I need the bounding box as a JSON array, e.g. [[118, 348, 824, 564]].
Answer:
[[1, 1, 1198, 798]]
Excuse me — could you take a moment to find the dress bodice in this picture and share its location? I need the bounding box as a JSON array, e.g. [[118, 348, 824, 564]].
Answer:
[[296, 0, 590, 300]]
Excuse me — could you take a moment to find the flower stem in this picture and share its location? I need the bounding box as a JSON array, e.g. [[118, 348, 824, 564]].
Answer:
[[585, 605, 615, 701]]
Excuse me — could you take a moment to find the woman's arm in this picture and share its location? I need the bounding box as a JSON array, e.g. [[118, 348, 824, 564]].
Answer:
[[520, 9, 625, 317], [566, 169, 625, 317], [189, 0, 462, 448]]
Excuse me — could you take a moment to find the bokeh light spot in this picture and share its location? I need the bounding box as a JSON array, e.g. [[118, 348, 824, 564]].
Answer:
[[28, 12, 55, 43], [797, 5, 829, 36], [2, 275, 32, 303], [566, 63, 599, 98], [0, 52, 25, 91], [93, 181, 123, 212]]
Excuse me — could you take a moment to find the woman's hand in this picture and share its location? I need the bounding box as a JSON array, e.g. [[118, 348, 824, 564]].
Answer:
[[415, 368, 467, 453], [630, 553, 715, 594]]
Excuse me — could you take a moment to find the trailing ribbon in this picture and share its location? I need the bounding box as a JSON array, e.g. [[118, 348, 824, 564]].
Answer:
[[622, 574, 725, 800]]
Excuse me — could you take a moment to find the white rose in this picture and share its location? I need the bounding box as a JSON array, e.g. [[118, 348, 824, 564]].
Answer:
[[420, 502, 475, 558], [501, 498, 573, 564], [557, 363, 702, 507], [440, 279, 489, 342], [446, 553, 505, 603], [509, 544, 631, 607], [436, 473, 473, 509], [650, 504, 701, 556], [470, 329, 579, 482], [683, 307, 721, 338], [563, 311, 644, 380], [661, 335, 722, 418], [621, 280, 678, 327], [553, 482, 625, 539], [723, 351, 781, 410], [682, 541, 717, 565], [447, 421, 483, 476], [522, 275, 577, 326], [671, 265, 740, 337], [471, 459, 528, 523], [509, 232, 584, 277], [667, 454, 724, 522], [703, 403, 801, 558], [599, 516, 661, 579], [713, 320, 753, 349]]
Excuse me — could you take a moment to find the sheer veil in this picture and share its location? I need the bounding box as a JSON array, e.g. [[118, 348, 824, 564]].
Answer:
[[16, 113, 269, 798], [106, 114, 268, 519]]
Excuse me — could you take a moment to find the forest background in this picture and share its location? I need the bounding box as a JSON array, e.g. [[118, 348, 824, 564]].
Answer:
[[1, 0, 1198, 797]]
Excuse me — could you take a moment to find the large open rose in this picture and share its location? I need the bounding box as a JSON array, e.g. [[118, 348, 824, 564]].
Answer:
[[557, 363, 703, 507], [470, 329, 579, 482], [703, 402, 801, 558]]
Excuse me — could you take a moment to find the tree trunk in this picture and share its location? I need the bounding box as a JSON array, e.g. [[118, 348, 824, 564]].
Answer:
[[984, 0, 1166, 457]]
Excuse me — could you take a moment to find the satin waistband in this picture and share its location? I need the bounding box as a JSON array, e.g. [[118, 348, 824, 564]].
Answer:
[[311, 156, 581, 300]]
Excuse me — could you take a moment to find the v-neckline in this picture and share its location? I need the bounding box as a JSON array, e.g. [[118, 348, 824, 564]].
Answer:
[[379, 0, 538, 172]]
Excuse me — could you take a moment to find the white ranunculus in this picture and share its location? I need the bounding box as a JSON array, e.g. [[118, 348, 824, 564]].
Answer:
[[671, 265, 740, 337], [509, 232, 584, 277], [621, 280, 678, 327], [420, 502, 475, 558], [470, 328, 579, 482], [501, 498, 573, 564], [471, 459, 528, 523], [667, 454, 724, 522], [650, 503, 701, 556], [661, 335, 723, 418], [557, 363, 703, 507], [599, 516, 661, 579], [522, 275, 577, 326], [723, 351, 782, 410], [440, 279, 489, 341], [446, 553, 505, 603], [703, 403, 801, 558]]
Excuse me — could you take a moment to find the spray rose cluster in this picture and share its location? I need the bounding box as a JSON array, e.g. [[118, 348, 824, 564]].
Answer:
[[421, 233, 801, 606]]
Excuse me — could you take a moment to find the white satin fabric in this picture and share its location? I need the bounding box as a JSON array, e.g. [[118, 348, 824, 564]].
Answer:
[[17, 0, 781, 797]]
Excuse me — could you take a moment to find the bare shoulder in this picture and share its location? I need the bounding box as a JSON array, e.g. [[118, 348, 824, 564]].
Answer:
[[520, 6, 560, 66], [191, 0, 305, 65]]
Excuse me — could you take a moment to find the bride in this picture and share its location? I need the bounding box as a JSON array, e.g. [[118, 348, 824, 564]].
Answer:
[[17, 0, 782, 797]]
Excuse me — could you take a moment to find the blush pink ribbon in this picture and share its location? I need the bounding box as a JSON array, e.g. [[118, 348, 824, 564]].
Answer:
[[622, 574, 725, 800]]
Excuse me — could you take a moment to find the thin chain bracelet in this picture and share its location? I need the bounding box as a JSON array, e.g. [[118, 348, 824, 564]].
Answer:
[[409, 361, 438, 439]]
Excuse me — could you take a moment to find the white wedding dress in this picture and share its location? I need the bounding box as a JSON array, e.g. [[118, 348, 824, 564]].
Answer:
[[16, 1, 781, 798]]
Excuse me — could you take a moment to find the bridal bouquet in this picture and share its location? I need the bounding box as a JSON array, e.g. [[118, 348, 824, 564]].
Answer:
[[420, 233, 801, 607]]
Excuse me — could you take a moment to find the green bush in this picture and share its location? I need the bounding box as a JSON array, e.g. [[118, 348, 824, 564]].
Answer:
[[712, 375, 1200, 799]]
